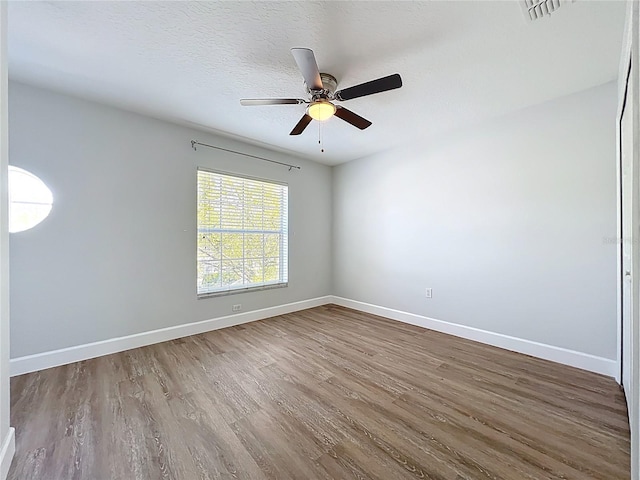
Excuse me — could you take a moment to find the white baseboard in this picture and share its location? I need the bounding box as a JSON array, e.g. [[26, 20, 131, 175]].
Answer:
[[0, 427, 14, 480], [10, 294, 617, 379], [10, 296, 333, 377], [331, 296, 618, 378]]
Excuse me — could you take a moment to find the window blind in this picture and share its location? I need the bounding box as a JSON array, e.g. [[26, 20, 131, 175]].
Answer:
[[197, 169, 289, 297]]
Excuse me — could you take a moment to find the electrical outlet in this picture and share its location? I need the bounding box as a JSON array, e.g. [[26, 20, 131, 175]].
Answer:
[[425, 288, 432, 299], [232, 304, 242, 312]]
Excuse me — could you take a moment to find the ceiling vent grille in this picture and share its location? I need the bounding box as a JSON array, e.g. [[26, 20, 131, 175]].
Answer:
[[521, 0, 574, 21]]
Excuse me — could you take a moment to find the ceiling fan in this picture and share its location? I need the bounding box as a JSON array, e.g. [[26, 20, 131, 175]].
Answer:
[[240, 48, 403, 136]]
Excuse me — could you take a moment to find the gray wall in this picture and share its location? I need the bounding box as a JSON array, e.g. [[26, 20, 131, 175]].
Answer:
[[8, 82, 332, 358], [333, 81, 618, 360], [9, 80, 619, 361]]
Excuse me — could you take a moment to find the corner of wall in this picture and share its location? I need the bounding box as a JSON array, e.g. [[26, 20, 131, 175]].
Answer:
[[329, 163, 337, 295], [0, 428, 14, 480], [0, 1, 14, 477]]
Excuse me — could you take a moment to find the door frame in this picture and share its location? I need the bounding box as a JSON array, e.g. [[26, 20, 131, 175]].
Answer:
[[619, 49, 632, 385], [617, 0, 634, 387], [616, 2, 639, 478]]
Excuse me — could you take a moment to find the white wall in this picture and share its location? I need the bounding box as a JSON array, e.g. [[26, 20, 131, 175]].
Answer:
[[8, 81, 332, 358], [333, 81, 618, 360], [0, 3, 14, 478]]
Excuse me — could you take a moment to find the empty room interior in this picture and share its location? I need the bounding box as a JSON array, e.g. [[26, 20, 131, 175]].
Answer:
[[0, 0, 639, 479]]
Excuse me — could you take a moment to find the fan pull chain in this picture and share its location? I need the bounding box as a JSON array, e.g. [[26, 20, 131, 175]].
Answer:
[[318, 121, 324, 153]]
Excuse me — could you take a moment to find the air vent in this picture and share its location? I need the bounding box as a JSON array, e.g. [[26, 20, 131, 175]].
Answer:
[[521, 0, 574, 21]]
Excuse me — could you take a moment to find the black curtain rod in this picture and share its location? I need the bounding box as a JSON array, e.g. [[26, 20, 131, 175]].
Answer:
[[190, 140, 301, 171]]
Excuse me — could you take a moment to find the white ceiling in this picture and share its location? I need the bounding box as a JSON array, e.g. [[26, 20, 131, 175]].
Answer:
[[8, 1, 626, 166]]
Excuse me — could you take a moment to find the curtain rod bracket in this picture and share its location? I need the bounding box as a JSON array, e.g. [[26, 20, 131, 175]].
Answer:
[[190, 140, 301, 171]]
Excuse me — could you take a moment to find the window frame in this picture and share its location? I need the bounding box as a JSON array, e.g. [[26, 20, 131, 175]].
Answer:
[[196, 167, 289, 299]]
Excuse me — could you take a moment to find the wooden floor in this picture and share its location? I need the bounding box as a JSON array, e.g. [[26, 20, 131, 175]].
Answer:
[[8, 305, 630, 479]]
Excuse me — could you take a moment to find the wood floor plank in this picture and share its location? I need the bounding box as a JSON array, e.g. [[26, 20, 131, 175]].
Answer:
[[7, 304, 630, 479]]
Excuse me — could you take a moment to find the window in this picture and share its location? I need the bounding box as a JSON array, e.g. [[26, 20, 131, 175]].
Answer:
[[8, 166, 53, 233], [197, 169, 288, 297]]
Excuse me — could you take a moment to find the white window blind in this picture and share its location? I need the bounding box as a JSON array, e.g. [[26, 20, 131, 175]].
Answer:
[[197, 169, 288, 297]]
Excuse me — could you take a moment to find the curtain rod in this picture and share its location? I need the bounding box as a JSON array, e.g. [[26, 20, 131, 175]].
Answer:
[[191, 140, 301, 171]]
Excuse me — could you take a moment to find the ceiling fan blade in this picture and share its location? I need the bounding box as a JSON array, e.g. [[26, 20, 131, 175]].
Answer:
[[291, 48, 323, 91], [334, 106, 372, 130], [240, 98, 306, 106], [290, 114, 313, 135], [334, 74, 402, 101]]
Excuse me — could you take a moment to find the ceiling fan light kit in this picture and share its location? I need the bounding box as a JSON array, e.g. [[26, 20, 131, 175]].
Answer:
[[240, 48, 403, 137], [307, 100, 336, 121]]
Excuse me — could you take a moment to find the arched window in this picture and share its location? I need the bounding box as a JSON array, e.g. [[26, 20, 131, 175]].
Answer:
[[9, 166, 53, 233]]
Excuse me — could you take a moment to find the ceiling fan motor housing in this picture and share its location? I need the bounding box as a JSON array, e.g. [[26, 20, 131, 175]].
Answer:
[[306, 73, 338, 98]]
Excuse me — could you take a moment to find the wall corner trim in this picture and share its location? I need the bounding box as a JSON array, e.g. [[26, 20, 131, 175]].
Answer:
[[9, 296, 333, 377], [0, 427, 14, 480], [331, 296, 618, 378]]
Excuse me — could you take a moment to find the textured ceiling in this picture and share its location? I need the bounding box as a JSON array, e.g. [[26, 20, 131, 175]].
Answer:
[[8, 1, 626, 165]]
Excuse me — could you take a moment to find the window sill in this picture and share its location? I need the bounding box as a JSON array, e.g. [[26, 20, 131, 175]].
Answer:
[[197, 282, 288, 299]]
